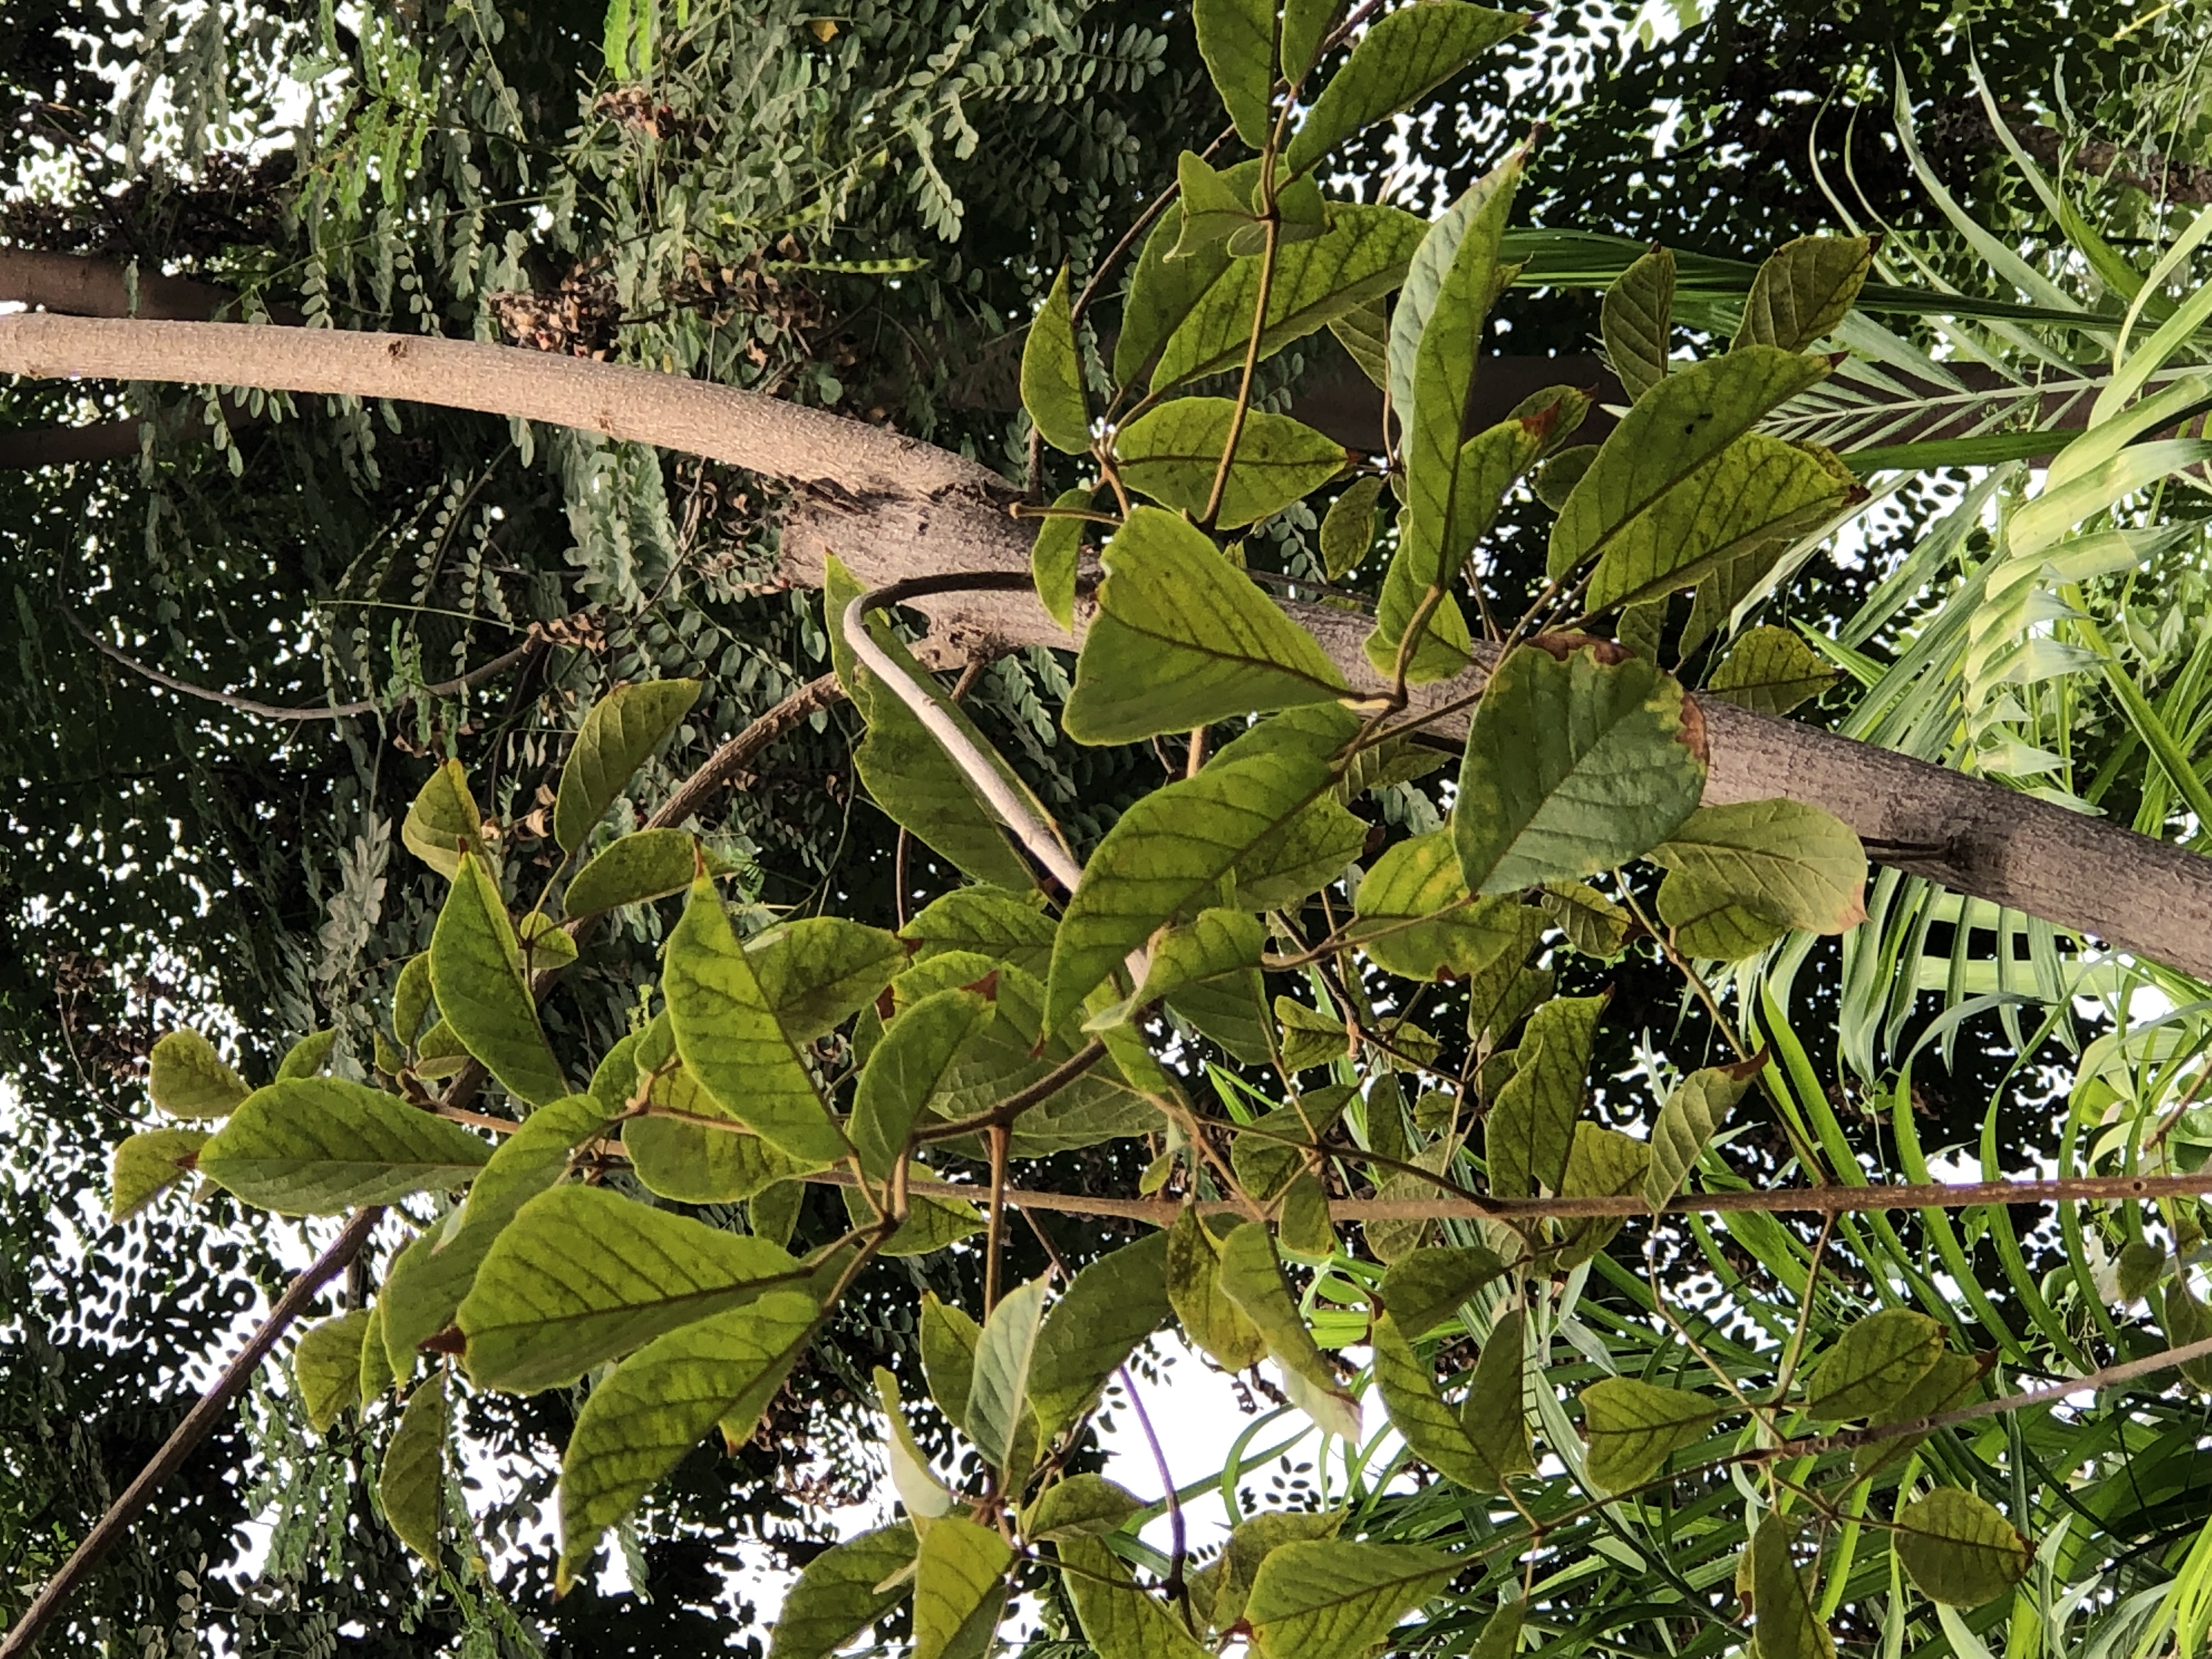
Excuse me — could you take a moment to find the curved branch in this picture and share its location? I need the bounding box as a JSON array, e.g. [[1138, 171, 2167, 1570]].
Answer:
[[645, 671, 846, 829], [7, 315, 2210, 975]]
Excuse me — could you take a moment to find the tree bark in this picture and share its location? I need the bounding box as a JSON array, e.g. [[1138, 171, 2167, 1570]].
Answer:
[[0, 247, 245, 322], [5, 313, 2209, 977]]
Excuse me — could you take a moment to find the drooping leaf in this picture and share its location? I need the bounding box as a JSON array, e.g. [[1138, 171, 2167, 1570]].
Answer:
[[1024, 1475, 1147, 1543], [1454, 643, 1706, 894], [294, 1309, 372, 1433], [457, 1184, 807, 1391], [919, 1291, 981, 1426], [1706, 625, 1839, 715], [1734, 235, 1874, 353], [1154, 204, 1426, 390], [1352, 829, 1528, 980], [912, 1515, 1013, 1659], [1245, 1539, 1456, 1659], [1217, 1222, 1361, 1440], [430, 851, 567, 1107], [1166, 1207, 1267, 1372], [1485, 995, 1601, 1199], [1750, 1519, 1835, 1659], [663, 877, 848, 1163], [1893, 1488, 2030, 1607], [1645, 1064, 1753, 1209], [1547, 347, 1835, 582], [565, 828, 712, 916], [1031, 486, 1093, 631], [1372, 1312, 1520, 1491], [1063, 507, 1347, 746], [1029, 1231, 1173, 1436], [402, 759, 482, 877], [393, 953, 434, 1048], [767, 1523, 918, 1659], [964, 1277, 1049, 1470], [1115, 400, 1350, 529], [1551, 1122, 1652, 1269], [1602, 243, 1674, 402], [851, 988, 993, 1180], [553, 679, 699, 854], [147, 1029, 249, 1120], [1059, 1535, 1213, 1659], [1203, 1510, 1346, 1632], [1283, 3, 1528, 174], [379, 1372, 448, 1562], [1192, 0, 1274, 146], [110, 1127, 208, 1220], [1377, 1244, 1506, 1335], [359, 1301, 395, 1402], [1321, 474, 1384, 579], [1022, 265, 1091, 454], [558, 1289, 822, 1587], [1802, 1308, 1945, 1421], [198, 1078, 492, 1214], [877, 1365, 957, 1522], [1580, 1376, 1720, 1491], [1649, 801, 1868, 938]]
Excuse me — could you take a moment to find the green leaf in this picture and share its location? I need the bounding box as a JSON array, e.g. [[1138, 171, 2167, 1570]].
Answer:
[[1281, 0, 1344, 81], [1116, 167, 1256, 386], [1022, 266, 1091, 454], [294, 1309, 371, 1433], [1217, 1222, 1361, 1440], [1351, 829, 1527, 980], [1320, 475, 1384, 579], [359, 1301, 395, 1402], [1031, 486, 1092, 631], [565, 828, 708, 916], [1283, 3, 1527, 174], [393, 953, 433, 1048], [1649, 802, 1869, 935], [1170, 149, 1262, 259], [380, 1224, 478, 1374], [1193, 0, 1274, 147], [1229, 1086, 1352, 1201], [902, 885, 1057, 978], [1376, 1245, 1506, 1335], [1802, 1307, 1944, 1421], [627, 1054, 822, 1204], [1064, 507, 1347, 746], [664, 877, 849, 1164], [1047, 729, 1346, 1033], [1537, 882, 1630, 959], [919, 1291, 980, 1425], [1751, 1520, 1835, 1659], [1734, 235, 1874, 352], [1583, 435, 1856, 614], [110, 1127, 208, 1220], [1454, 643, 1706, 894], [1603, 243, 1674, 402], [147, 1029, 249, 1120], [1486, 994, 1601, 1199], [1580, 1376, 1720, 1491], [198, 1078, 491, 1214], [554, 679, 699, 853], [431, 851, 567, 1107], [1893, 1488, 2030, 1607], [1534, 443, 1597, 510], [1167, 1208, 1267, 1371], [1552, 1122, 1652, 1269], [1547, 347, 1835, 582], [845, 1187, 986, 1257], [1125, 904, 1265, 1005], [877, 1364, 957, 1521], [1853, 1351, 1984, 1479], [1706, 625, 1839, 715], [1328, 298, 1391, 392], [749, 917, 907, 1036], [379, 1373, 447, 1561], [964, 1277, 1049, 1469], [1656, 881, 1788, 960], [1059, 1535, 1213, 1659], [1371, 1312, 1523, 1491], [402, 759, 482, 877], [1246, 1539, 1455, 1659], [1204, 1510, 1346, 1632], [1233, 795, 1368, 911], [559, 1288, 822, 1587], [1029, 1231, 1173, 1436], [457, 1183, 808, 1391], [1023, 1475, 1146, 1543], [278, 1028, 337, 1080], [1115, 400, 1348, 529], [1155, 205, 1427, 390], [913, 1515, 1013, 1659], [1645, 1064, 1753, 1209], [851, 988, 992, 1180], [767, 1522, 918, 1659]]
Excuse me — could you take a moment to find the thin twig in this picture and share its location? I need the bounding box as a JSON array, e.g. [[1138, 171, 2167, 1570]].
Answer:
[[647, 671, 846, 830]]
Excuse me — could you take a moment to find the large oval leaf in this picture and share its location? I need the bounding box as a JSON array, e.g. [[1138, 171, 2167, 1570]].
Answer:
[[1114, 399, 1349, 529], [146, 1029, 249, 1119], [1245, 1540, 1455, 1659], [1283, 2, 1527, 174], [1892, 1488, 2030, 1607], [553, 678, 700, 853], [430, 851, 568, 1107], [198, 1077, 492, 1214]]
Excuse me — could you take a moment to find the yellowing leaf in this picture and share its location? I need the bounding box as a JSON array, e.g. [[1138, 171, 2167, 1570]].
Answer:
[[1802, 1308, 1944, 1421], [147, 1029, 249, 1119], [1166, 1208, 1267, 1372], [110, 1127, 208, 1220], [1245, 1539, 1455, 1659], [767, 1523, 917, 1659], [1893, 1488, 2030, 1607], [1750, 1518, 1835, 1659], [1579, 1376, 1719, 1491], [1030, 486, 1093, 631], [565, 828, 713, 916], [1059, 1534, 1212, 1659], [1485, 995, 1601, 1199], [1645, 1063, 1753, 1209], [1649, 800, 1867, 935], [1705, 625, 1839, 715], [912, 1515, 1012, 1659], [1603, 244, 1675, 402], [1733, 235, 1874, 353], [402, 759, 482, 877], [1352, 829, 1529, 980], [379, 1372, 448, 1561], [1320, 474, 1384, 579], [294, 1308, 373, 1433]]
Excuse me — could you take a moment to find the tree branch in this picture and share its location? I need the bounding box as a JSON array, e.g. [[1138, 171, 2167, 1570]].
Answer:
[[0, 1206, 382, 1659], [645, 672, 845, 829], [7, 315, 2210, 976]]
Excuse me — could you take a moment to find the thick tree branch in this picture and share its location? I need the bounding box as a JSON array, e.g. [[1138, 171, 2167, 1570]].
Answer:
[[0, 247, 244, 322], [6, 315, 2210, 976]]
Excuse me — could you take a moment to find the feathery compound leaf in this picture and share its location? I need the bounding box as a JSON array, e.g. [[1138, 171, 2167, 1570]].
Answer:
[[1579, 1376, 1720, 1491], [110, 1128, 207, 1220], [554, 679, 698, 853], [1246, 1540, 1456, 1659], [1059, 1535, 1213, 1659], [1802, 1308, 1944, 1421], [1064, 507, 1347, 745], [1603, 244, 1675, 401], [1114, 400, 1349, 529], [565, 828, 712, 916], [457, 1184, 808, 1391], [1705, 625, 1839, 715], [559, 1288, 822, 1588], [198, 1078, 491, 1214], [1283, 3, 1528, 174], [294, 1310, 372, 1433], [402, 759, 482, 877], [1031, 486, 1092, 631], [1486, 994, 1602, 1198], [1893, 1488, 2030, 1606], [1376, 1244, 1507, 1335], [1193, 0, 1274, 146], [913, 1516, 1013, 1659], [1548, 347, 1834, 582], [379, 1373, 448, 1562], [430, 852, 567, 1107], [663, 877, 849, 1164], [1022, 266, 1091, 454], [147, 1029, 249, 1120], [1733, 235, 1874, 353], [1645, 1064, 1753, 1208], [1028, 1231, 1172, 1436], [1650, 802, 1867, 936], [1155, 205, 1426, 389], [1454, 644, 1706, 894], [1351, 828, 1528, 980], [851, 988, 993, 1180], [767, 1522, 917, 1659], [964, 1277, 1049, 1470], [1750, 1519, 1835, 1659]]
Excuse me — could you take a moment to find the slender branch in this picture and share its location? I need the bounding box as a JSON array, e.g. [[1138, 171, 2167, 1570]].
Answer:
[[645, 672, 844, 829], [0, 1207, 382, 1659]]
